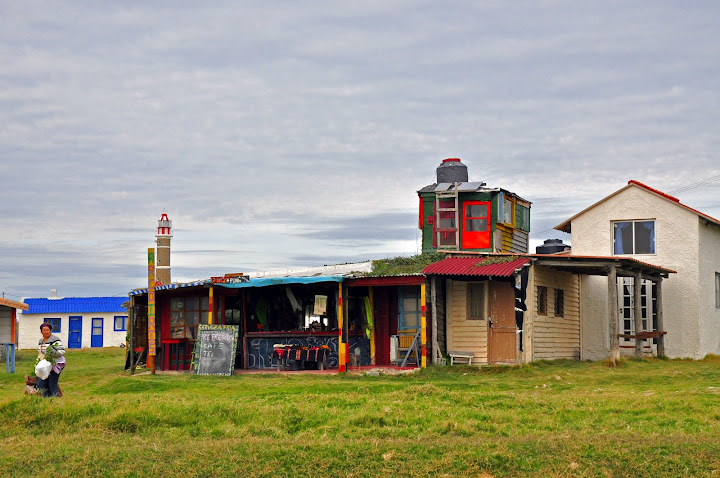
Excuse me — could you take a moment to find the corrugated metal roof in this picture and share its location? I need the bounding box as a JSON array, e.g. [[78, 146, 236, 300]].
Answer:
[[23, 297, 127, 314], [422, 257, 530, 277]]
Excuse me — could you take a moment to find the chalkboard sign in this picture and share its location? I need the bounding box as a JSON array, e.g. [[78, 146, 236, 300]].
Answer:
[[193, 324, 239, 375]]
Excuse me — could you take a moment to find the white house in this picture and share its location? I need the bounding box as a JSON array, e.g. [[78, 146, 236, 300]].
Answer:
[[18, 295, 128, 350], [556, 180, 720, 360]]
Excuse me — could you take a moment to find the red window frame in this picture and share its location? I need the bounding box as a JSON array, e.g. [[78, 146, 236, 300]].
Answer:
[[462, 201, 491, 249]]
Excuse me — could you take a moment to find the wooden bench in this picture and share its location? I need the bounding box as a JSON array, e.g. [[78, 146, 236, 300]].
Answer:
[[448, 351, 474, 365], [617, 331, 666, 340]]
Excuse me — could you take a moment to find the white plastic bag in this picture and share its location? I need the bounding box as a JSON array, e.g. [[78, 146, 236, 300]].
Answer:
[[35, 359, 52, 380]]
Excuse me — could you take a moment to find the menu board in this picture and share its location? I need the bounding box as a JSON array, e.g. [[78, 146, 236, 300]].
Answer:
[[193, 324, 239, 376]]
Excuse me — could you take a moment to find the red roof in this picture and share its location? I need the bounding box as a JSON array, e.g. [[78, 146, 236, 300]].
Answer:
[[422, 256, 530, 277]]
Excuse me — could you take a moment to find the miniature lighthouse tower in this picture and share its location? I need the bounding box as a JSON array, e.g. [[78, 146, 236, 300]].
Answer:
[[155, 213, 172, 286]]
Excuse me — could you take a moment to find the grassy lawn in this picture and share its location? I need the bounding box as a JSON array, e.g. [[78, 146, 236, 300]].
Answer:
[[1, 349, 720, 477]]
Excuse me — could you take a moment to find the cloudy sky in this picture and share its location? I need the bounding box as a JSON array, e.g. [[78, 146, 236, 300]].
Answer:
[[1, 1, 719, 299]]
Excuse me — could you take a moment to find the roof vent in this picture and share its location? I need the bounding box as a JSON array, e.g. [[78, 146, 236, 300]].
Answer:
[[436, 158, 469, 184], [535, 239, 571, 254], [49, 289, 59, 299]]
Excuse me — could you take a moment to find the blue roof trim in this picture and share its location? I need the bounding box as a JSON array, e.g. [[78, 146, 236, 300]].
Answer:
[[130, 280, 210, 296], [214, 276, 345, 288], [24, 297, 127, 315]]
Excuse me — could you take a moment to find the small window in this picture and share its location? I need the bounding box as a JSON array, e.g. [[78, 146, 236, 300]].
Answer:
[[467, 282, 487, 320], [554, 289, 564, 317], [398, 286, 421, 330], [614, 220, 655, 255], [45, 318, 61, 333], [716, 273, 720, 309], [114, 315, 128, 331], [504, 198, 513, 224], [537, 286, 548, 315]]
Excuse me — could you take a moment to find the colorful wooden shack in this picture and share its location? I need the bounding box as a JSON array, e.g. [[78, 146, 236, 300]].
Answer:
[[418, 158, 531, 254], [0, 297, 28, 373]]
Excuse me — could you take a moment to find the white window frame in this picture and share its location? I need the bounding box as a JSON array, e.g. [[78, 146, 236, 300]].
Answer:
[[618, 277, 656, 345]]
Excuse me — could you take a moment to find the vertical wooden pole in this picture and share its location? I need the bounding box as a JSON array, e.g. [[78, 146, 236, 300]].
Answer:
[[242, 290, 248, 370], [369, 287, 376, 366], [421, 282, 427, 368], [634, 272, 643, 359], [608, 265, 619, 364], [655, 278, 665, 358], [431, 276, 439, 364], [208, 287, 214, 325], [338, 282, 345, 372], [129, 295, 136, 374], [147, 248, 156, 374]]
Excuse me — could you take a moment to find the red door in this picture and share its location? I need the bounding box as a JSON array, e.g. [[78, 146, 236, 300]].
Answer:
[[462, 201, 491, 249]]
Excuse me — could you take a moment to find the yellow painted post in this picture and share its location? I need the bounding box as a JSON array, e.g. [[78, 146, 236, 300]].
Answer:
[[208, 287, 214, 325], [421, 282, 427, 368], [369, 287, 375, 365], [338, 282, 345, 372]]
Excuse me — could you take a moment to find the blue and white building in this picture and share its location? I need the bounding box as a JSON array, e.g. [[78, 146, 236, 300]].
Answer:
[[18, 293, 128, 350]]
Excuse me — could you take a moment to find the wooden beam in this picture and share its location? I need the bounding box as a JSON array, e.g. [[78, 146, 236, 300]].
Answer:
[[431, 276, 439, 364], [656, 277, 665, 357], [338, 283, 346, 372], [634, 271, 643, 359], [608, 265, 620, 364], [421, 282, 427, 368]]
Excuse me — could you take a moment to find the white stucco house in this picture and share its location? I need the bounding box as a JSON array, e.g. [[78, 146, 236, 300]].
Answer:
[[556, 180, 720, 360], [18, 295, 128, 350]]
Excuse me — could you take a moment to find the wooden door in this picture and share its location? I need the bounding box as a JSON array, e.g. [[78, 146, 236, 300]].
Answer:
[[373, 288, 391, 366], [488, 281, 517, 364]]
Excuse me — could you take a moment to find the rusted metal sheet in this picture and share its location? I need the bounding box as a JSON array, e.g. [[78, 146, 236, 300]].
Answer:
[[422, 256, 530, 277]]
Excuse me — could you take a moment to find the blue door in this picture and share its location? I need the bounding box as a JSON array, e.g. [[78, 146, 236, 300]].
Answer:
[[68, 316, 82, 348], [91, 318, 103, 348]]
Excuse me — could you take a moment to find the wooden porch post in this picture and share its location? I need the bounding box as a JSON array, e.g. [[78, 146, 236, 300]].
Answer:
[[338, 283, 346, 372], [129, 295, 136, 374], [608, 265, 620, 364], [421, 281, 427, 368], [208, 287, 214, 325], [633, 271, 643, 359], [656, 278, 665, 357], [431, 276, 439, 364], [369, 286, 375, 365]]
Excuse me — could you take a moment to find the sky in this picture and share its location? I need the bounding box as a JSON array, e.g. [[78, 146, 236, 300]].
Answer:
[[1, 1, 719, 299]]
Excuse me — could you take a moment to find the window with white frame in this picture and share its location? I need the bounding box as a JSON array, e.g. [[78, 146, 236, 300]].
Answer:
[[613, 220, 655, 255], [618, 277, 657, 344]]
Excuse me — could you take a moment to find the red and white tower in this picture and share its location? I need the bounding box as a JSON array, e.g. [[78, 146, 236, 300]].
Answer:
[[155, 213, 172, 285]]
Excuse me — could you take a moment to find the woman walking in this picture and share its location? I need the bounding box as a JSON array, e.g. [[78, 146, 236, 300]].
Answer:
[[36, 322, 66, 397]]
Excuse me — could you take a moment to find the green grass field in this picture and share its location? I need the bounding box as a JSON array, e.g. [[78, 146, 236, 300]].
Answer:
[[1, 348, 719, 477]]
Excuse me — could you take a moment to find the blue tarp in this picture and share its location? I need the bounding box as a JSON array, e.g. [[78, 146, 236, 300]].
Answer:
[[214, 276, 345, 288]]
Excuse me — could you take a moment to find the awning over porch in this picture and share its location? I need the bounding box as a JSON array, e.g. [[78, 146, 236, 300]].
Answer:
[[213, 276, 345, 288]]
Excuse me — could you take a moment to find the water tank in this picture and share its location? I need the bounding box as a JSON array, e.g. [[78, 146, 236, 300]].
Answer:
[[436, 158, 469, 184], [536, 239, 570, 254]]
